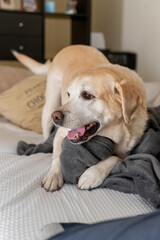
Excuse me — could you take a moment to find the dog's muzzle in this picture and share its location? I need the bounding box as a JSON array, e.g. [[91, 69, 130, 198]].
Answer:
[[51, 111, 100, 144]]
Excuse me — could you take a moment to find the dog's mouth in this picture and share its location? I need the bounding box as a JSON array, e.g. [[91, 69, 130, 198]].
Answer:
[[67, 122, 100, 143]]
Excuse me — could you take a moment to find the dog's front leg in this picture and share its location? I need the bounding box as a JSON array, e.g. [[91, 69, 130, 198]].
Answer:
[[42, 127, 68, 192], [78, 156, 121, 190]]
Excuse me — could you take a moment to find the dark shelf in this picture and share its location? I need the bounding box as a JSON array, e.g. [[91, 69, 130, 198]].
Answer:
[[0, 9, 43, 15], [45, 12, 88, 18], [0, 0, 91, 60], [0, 9, 87, 18]]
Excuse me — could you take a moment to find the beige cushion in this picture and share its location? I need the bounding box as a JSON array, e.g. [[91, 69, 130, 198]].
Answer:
[[0, 75, 46, 133], [0, 65, 32, 93]]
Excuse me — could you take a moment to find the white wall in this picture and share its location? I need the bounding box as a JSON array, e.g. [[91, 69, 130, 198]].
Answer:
[[121, 0, 160, 82], [92, 0, 160, 82], [92, 0, 123, 51]]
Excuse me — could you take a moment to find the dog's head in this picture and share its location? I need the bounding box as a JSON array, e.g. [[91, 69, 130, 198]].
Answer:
[[52, 65, 147, 145]]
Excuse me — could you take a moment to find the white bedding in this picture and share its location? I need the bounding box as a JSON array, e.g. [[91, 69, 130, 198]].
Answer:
[[0, 82, 159, 240]]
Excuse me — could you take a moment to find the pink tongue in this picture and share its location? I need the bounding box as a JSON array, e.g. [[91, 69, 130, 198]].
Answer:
[[68, 126, 85, 140]]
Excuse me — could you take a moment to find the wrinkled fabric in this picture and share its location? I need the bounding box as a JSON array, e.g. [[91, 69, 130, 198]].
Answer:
[[17, 106, 160, 207]]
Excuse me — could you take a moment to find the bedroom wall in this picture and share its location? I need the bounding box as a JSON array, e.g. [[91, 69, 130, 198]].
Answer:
[[45, 17, 70, 57], [92, 0, 160, 83], [121, 0, 160, 82], [45, 0, 71, 57], [91, 0, 123, 51]]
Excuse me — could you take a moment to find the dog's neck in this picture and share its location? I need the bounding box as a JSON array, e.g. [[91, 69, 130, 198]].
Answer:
[[99, 110, 148, 158]]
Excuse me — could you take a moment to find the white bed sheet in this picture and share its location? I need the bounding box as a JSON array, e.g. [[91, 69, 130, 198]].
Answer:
[[0, 82, 159, 240], [0, 117, 156, 240]]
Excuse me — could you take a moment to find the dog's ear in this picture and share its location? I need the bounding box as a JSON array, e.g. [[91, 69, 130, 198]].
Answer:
[[114, 80, 142, 124]]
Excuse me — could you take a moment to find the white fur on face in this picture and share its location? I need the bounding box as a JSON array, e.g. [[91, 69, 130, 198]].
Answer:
[[58, 80, 112, 132]]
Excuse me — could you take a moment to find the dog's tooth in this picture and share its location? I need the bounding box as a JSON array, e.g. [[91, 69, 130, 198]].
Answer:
[[87, 123, 94, 130], [75, 133, 79, 139]]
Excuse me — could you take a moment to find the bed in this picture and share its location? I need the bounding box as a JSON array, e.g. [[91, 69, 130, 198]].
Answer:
[[0, 65, 160, 240]]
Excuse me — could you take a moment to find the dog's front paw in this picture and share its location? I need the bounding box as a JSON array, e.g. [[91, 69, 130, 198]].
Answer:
[[78, 165, 106, 190], [42, 170, 64, 192]]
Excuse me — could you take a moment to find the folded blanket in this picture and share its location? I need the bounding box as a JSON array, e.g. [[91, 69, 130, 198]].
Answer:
[[17, 127, 57, 155], [46, 210, 160, 240], [17, 106, 160, 208]]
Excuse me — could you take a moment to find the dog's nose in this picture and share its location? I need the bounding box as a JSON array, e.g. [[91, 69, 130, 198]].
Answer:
[[51, 111, 64, 125]]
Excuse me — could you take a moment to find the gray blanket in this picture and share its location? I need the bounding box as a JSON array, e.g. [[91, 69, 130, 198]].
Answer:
[[17, 106, 160, 208]]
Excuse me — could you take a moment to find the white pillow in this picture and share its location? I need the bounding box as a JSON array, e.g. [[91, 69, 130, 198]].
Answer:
[[144, 82, 160, 107]]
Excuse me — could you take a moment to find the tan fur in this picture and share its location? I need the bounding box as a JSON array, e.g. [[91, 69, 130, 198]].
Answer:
[[13, 45, 148, 191]]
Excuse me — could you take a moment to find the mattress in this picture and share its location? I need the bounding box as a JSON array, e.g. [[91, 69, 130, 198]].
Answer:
[[0, 116, 156, 240], [0, 80, 160, 240]]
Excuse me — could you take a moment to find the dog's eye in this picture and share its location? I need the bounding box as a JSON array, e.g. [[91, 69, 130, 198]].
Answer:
[[81, 91, 95, 100], [67, 92, 70, 97]]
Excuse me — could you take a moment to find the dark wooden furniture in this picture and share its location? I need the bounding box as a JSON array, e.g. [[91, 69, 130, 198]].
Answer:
[[0, 11, 44, 60], [101, 50, 136, 70], [0, 0, 91, 61]]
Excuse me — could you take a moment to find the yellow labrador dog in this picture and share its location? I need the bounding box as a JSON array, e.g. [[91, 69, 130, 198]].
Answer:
[[13, 45, 148, 192]]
